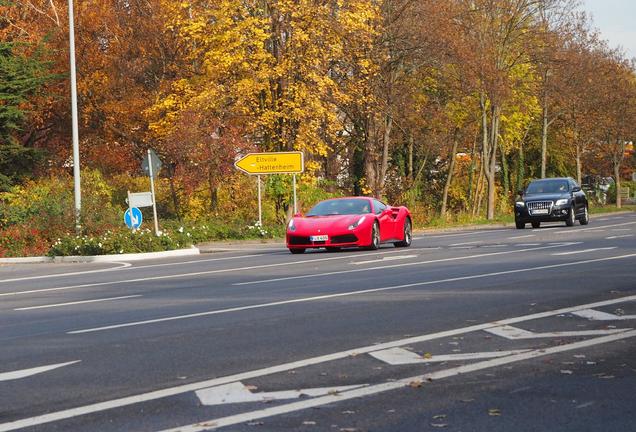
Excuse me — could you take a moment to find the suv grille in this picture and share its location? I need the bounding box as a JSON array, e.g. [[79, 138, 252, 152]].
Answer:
[[527, 201, 553, 211]]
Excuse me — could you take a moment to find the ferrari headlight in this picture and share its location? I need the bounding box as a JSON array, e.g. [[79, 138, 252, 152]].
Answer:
[[515, 201, 525, 207], [555, 199, 568, 206], [288, 219, 296, 232], [348, 216, 366, 230]]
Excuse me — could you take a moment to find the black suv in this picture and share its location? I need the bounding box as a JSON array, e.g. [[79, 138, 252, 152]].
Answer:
[[515, 177, 589, 229]]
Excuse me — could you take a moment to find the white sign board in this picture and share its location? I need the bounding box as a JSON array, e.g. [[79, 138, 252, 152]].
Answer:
[[128, 192, 153, 208]]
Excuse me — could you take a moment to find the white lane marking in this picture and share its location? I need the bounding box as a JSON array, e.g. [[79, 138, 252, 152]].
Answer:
[[0, 249, 410, 298], [552, 221, 636, 235], [508, 235, 535, 240], [484, 324, 629, 340], [68, 252, 636, 334], [611, 228, 632, 232], [449, 246, 475, 249], [13, 295, 142, 311], [606, 234, 634, 239], [5, 295, 636, 432], [196, 382, 367, 406], [482, 244, 508, 248], [0, 361, 80, 382], [426, 230, 506, 239], [413, 236, 424, 240], [517, 243, 541, 246], [572, 309, 636, 321], [532, 227, 559, 232], [157, 330, 636, 432], [369, 347, 530, 365], [0, 262, 131, 284], [352, 255, 418, 265], [448, 241, 480, 246], [598, 218, 609, 221], [233, 243, 581, 286], [552, 247, 616, 256]]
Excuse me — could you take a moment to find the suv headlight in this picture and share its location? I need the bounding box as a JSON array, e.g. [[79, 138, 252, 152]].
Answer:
[[288, 219, 296, 232], [348, 216, 366, 230], [555, 199, 568, 206], [515, 201, 525, 207]]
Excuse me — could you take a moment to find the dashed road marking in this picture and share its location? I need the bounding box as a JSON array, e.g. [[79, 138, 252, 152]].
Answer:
[[552, 247, 616, 256], [484, 324, 629, 339], [369, 347, 530, 365], [13, 295, 142, 311], [572, 309, 636, 321], [0, 361, 80, 383]]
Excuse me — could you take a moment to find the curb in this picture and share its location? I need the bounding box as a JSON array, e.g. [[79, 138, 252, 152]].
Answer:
[[0, 247, 200, 264]]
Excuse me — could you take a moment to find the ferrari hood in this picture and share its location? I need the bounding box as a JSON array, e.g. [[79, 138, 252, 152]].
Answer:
[[292, 215, 363, 232]]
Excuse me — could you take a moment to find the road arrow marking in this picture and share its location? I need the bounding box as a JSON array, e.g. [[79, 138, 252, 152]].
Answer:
[[196, 382, 367, 406], [485, 325, 630, 340], [0, 361, 80, 382], [572, 309, 636, 321], [369, 347, 530, 365], [352, 255, 418, 265]]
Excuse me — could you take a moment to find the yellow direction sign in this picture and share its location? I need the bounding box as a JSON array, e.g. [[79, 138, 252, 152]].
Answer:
[[234, 152, 304, 175]]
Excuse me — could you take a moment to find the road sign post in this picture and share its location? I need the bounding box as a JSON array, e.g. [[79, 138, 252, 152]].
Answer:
[[142, 149, 162, 236], [124, 205, 143, 230], [234, 152, 304, 225]]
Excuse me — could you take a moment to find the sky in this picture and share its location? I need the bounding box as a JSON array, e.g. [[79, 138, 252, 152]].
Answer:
[[581, 0, 636, 60]]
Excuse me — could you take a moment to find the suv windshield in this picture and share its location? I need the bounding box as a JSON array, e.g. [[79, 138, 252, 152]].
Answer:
[[526, 180, 569, 194], [307, 199, 371, 216]]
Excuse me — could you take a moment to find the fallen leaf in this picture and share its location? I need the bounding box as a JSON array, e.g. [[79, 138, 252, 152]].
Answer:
[[488, 408, 501, 416], [423, 352, 433, 359], [247, 421, 264, 426], [245, 385, 258, 391], [341, 410, 356, 415], [409, 380, 423, 388]]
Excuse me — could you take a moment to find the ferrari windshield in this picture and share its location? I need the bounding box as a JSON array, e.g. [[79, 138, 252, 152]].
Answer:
[[526, 179, 569, 194], [306, 199, 372, 216]]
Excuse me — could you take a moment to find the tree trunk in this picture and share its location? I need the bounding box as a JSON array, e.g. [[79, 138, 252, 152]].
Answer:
[[615, 163, 621, 209], [407, 132, 414, 180], [575, 143, 582, 186], [441, 130, 459, 218], [377, 113, 393, 198], [541, 92, 548, 178], [487, 105, 500, 220], [516, 139, 525, 194]]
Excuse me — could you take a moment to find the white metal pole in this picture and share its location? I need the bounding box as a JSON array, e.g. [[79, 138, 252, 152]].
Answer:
[[68, 0, 81, 233], [257, 175, 262, 226], [147, 149, 160, 236], [293, 174, 297, 214], [127, 190, 134, 232]]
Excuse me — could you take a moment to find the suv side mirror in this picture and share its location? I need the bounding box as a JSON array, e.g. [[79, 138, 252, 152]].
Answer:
[[572, 186, 581, 193]]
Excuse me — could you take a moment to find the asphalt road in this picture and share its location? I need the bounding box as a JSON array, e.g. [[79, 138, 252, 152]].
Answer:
[[1, 212, 635, 432]]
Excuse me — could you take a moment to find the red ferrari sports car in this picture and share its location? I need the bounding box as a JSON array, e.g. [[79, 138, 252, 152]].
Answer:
[[286, 197, 412, 254]]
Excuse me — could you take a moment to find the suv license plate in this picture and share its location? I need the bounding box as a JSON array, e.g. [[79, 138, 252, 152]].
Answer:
[[532, 209, 549, 215], [310, 235, 328, 241]]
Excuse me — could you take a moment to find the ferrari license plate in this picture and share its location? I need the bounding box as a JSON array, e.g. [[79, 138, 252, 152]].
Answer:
[[531, 209, 549, 215], [310, 235, 329, 242]]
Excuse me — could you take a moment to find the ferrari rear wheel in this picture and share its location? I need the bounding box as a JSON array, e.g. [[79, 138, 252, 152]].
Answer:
[[289, 248, 305, 254], [368, 222, 380, 250], [394, 218, 412, 248]]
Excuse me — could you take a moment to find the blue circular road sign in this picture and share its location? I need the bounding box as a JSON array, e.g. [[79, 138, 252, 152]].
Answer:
[[124, 207, 143, 229]]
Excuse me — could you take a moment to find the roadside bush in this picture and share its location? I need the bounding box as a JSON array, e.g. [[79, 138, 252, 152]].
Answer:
[[0, 225, 50, 257]]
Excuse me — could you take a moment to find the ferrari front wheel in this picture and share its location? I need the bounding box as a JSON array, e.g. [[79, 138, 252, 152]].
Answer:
[[289, 248, 305, 254], [394, 218, 412, 248], [368, 222, 380, 250]]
